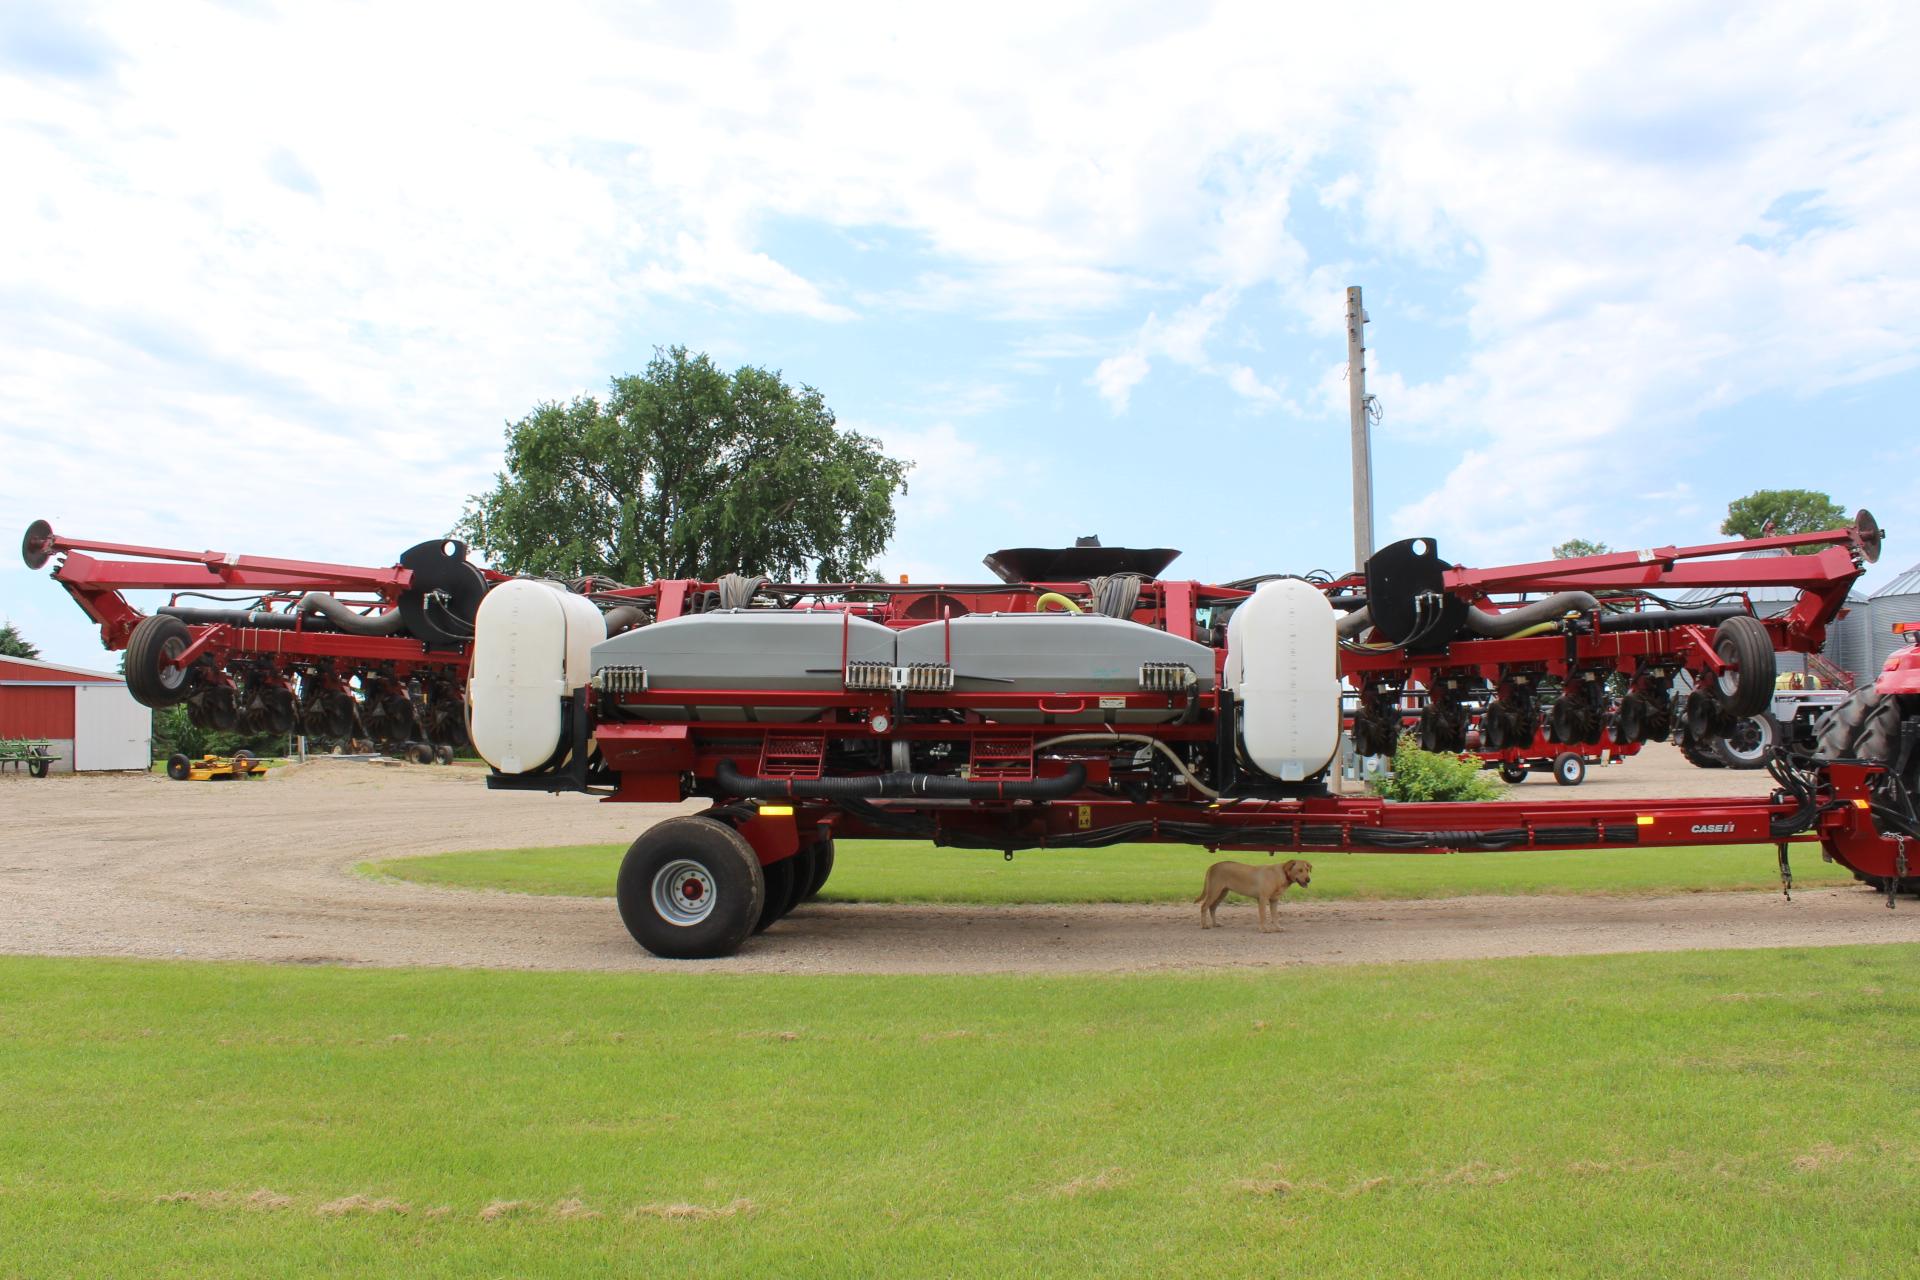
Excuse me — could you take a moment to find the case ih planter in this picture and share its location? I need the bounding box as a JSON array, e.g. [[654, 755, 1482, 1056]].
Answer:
[[23, 512, 1920, 958]]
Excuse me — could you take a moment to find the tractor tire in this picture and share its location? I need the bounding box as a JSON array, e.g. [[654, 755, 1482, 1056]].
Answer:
[[804, 839, 836, 901], [166, 753, 191, 782], [125, 615, 197, 707], [1499, 762, 1529, 785], [754, 856, 795, 934], [1709, 616, 1775, 717], [782, 845, 817, 916], [1714, 712, 1777, 769], [615, 817, 765, 959], [1553, 752, 1586, 786]]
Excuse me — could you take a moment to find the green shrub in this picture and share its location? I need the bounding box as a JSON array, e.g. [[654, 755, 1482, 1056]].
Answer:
[[149, 704, 288, 763], [1368, 735, 1506, 802]]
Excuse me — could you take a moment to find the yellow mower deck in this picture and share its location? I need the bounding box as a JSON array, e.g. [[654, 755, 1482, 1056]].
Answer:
[[166, 754, 267, 782]]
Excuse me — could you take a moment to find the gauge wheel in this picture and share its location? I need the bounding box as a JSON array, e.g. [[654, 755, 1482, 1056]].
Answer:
[[1553, 752, 1586, 786], [1709, 616, 1775, 717], [615, 817, 765, 959], [1499, 762, 1529, 784], [125, 616, 198, 707], [166, 753, 192, 782]]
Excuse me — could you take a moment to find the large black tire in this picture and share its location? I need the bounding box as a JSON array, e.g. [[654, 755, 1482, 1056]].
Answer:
[[804, 839, 836, 901], [166, 753, 191, 782], [615, 817, 765, 959], [1499, 762, 1529, 785], [1714, 712, 1777, 769], [28, 755, 50, 779], [754, 857, 795, 934], [1709, 616, 1775, 717], [1553, 752, 1586, 786], [781, 846, 816, 916], [124, 615, 197, 707]]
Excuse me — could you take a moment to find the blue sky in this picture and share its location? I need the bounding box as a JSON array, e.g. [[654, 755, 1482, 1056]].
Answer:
[[4, 1, 1919, 667]]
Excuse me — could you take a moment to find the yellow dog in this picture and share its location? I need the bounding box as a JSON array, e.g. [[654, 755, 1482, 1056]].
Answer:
[[1196, 859, 1313, 931]]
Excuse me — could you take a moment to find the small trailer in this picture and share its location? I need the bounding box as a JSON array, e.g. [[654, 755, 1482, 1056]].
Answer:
[[0, 739, 59, 778], [1471, 724, 1644, 787]]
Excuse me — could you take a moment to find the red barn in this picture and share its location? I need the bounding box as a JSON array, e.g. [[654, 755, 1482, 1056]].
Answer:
[[0, 656, 151, 773]]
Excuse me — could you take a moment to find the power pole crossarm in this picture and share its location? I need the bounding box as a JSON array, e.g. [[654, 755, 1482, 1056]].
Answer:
[[1346, 286, 1374, 572]]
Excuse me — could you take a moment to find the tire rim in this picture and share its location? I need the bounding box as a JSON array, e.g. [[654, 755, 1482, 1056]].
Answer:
[[1715, 641, 1742, 700], [156, 637, 189, 693], [652, 859, 717, 926]]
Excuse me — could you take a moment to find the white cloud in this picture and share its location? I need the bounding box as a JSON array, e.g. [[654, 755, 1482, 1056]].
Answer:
[[1225, 364, 1286, 406], [1091, 287, 1292, 410], [1090, 350, 1151, 413], [856, 421, 1002, 520]]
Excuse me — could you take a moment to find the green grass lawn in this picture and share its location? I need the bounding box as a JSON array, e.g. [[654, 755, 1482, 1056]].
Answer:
[[0, 948, 1914, 1278], [362, 837, 1857, 903]]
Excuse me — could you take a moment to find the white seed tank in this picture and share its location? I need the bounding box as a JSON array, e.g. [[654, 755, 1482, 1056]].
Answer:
[[1224, 578, 1342, 781], [468, 580, 606, 774]]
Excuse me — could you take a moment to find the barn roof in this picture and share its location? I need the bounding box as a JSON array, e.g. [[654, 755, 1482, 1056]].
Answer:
[[0, 655, 123, 683]]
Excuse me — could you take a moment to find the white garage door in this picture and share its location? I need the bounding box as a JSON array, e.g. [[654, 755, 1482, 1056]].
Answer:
[[73, 684, 152, 771]]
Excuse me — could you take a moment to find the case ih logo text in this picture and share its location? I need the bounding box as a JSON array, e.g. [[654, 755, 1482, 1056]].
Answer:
[[1690, 823, 1736, 835]]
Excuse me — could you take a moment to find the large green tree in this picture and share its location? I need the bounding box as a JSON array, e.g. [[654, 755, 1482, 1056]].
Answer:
[[0, 621, 38, 659], [1721, 488, 1848, 553], [459, 347, 910, 583], [1552, 538, 1610, 560]]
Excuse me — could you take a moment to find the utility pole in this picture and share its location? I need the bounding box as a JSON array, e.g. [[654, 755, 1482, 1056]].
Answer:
[[1346, 285, 1374, 571]]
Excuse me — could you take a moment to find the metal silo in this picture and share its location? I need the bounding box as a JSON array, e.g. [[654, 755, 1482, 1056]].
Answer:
[[1868, 560, 1920, 678], [1826, 594, 1872, 682]]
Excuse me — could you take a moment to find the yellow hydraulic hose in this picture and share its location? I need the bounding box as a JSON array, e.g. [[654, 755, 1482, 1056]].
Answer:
[[1035, 592, 1083, 613]]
